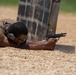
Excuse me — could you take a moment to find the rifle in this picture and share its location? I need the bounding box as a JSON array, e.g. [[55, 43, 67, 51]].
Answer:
[[46, 33, 67, 39]]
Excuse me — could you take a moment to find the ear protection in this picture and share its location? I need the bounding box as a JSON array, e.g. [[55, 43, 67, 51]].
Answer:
[[3, 22, 16, 40], [7, 33, 15, 40]]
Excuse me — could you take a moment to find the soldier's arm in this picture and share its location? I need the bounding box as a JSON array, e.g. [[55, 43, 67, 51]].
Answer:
[[0, 35, 19, 47], [0, 35, 57, 50], [25, 38, 57, 50], [0, 36, 10, 47]]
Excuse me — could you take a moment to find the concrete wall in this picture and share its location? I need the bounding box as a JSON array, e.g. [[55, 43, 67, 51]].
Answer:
[[17, 0, 61, 41]]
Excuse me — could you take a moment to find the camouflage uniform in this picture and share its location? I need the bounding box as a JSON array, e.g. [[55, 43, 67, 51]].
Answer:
[[0, 19, 16, 41]]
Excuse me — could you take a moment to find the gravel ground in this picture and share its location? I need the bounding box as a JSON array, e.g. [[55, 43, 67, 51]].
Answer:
[[0, 6, 76, 75]]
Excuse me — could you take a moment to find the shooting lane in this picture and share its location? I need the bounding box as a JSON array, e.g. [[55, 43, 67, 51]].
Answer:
[[17, 0, 61, 41]]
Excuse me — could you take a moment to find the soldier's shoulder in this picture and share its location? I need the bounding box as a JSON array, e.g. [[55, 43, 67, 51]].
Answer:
[[0, 18, 16, 24]]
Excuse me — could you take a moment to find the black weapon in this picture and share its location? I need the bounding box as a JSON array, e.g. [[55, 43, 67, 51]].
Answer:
[[46, 33, 67, 39]]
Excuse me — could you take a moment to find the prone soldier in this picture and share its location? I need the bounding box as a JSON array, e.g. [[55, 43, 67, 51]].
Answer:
[[0, 19, 61, 50]]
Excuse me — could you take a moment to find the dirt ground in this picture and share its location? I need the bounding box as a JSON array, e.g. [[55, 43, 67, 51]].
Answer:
[[0, 6, 76, 75]]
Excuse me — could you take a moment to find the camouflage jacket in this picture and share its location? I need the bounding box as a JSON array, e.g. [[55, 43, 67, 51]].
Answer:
[[0, 19, 16, 41]]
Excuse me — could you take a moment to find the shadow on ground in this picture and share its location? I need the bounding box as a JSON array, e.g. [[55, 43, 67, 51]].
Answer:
[[54, 44, 75, 53]]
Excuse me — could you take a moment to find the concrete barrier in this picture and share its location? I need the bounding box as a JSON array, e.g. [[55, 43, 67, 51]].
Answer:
[[17, 0, 61, 41]]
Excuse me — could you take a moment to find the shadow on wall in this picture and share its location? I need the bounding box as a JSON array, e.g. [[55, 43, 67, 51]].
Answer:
[[55, 44, 75, 54]]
